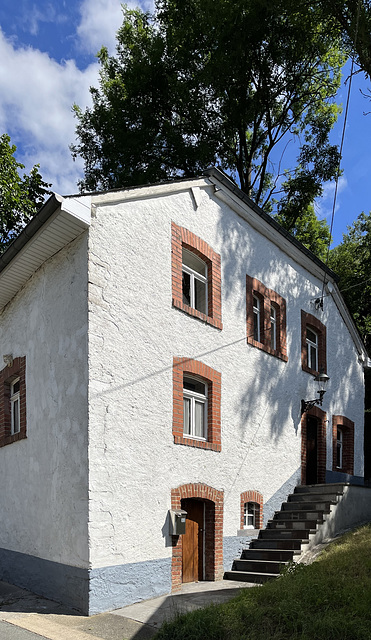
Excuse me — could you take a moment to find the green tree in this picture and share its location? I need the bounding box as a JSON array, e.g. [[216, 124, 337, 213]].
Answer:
[[71, 1, 345, 227], [276, 204, 331, 262], [0, 134, 50, 254], [323, 1, 371, 78], [329, 211, 371, 352]]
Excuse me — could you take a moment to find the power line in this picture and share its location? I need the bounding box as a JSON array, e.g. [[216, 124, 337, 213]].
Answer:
[[320, 0, 362, 306]]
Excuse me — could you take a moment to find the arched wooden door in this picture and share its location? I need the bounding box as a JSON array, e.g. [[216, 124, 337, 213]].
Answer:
[[181, 498, 204, 583]]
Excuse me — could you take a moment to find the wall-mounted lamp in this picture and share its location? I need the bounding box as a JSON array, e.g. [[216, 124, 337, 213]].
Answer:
[[301, 370, 330, 414]]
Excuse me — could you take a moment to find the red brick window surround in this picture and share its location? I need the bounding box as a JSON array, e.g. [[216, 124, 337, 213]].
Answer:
[[171, 222, 222, 330], [246, 275, 287, 361], [332, 415, 354, 475], [171, 483, 224, 591], [173, 357, 221, 451], [240, 490, 263, 530], [301, 310, 327, 375], [0, 357, 26, 448]]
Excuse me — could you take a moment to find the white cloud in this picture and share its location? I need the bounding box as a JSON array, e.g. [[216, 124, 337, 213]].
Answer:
[[0, 0, 156, 196], [76, 0, 154, 55], [0, 28, 99, 194], [26, 3, 67, 37]]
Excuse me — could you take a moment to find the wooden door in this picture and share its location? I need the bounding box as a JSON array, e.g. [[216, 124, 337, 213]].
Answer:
[[181, 499, 204, 583], [306, 415, 318, 484]]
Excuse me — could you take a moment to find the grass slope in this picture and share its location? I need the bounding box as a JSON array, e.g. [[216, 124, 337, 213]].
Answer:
[[155, 525, 371, 640]]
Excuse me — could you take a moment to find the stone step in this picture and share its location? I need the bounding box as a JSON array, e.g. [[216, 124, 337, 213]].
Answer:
[[288, 492, 339, 503], [259, 528, 315, 540], [294, 483, 346, 495], [273, 510, 324, 522], [281, 501, 331, 512], [224, 570, 277, 584], [241, 548, 296, 562], [250, 537, 308, 551], [267, 519, 319, 530], [233, 558, 287, 574]]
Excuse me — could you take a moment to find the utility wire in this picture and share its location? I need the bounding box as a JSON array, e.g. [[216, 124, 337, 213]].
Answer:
[[320, 0, 362, 306]]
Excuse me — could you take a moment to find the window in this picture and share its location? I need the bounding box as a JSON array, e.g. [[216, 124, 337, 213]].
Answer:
[[182, 249, 207, 315], [246, 275, 287, 361], [171, 222, 222, 330], [173, 357, 221, 451], [253, 296, 261, 343], [10, 378, 20, 435], [0, 356, 26, 447], [306, 327, 318, 371], [240, 490, 263, 530], [332, 416, 354, 475], [183, 376, 208, 440], [336, 427, 343, 469], [244, 502, 260, 529], [301, 311, 326, 375], [270, 303, 277, 351]]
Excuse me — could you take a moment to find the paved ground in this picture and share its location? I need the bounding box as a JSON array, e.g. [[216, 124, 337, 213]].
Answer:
[[0, 579, 253, 640]]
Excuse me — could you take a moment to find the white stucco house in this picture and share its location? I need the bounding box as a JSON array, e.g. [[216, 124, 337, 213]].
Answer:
[[0, 168, 369, 614]]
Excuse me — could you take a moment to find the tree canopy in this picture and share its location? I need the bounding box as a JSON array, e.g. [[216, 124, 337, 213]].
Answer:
[[0, 134, 50, 254], [329, 211, 371, 352], [71, 0, 345, 229]]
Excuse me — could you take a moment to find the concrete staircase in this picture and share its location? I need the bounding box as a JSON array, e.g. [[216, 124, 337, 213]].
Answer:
[[224, 483, 346, 584]]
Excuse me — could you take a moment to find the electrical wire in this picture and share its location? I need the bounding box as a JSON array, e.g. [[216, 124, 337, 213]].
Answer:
[[320, 0, 362, 306]]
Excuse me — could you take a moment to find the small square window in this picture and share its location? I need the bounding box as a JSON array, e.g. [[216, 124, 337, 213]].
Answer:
[[243, 502, 259, 529]]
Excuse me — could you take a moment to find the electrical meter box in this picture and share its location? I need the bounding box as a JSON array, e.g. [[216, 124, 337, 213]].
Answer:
[[169, 509, 187, 535]]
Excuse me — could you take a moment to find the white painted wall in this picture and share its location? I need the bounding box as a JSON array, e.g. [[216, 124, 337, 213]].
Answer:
[[87, 183, 364, 571], [0, 234, 89, 568]]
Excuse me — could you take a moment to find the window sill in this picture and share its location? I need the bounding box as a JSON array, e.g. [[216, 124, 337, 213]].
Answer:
[[172, 299, 223, 330], [173, 435, 221, 451], [247, 337, 288, 362], [0, 432, 27, 448], [237, 528, 261, 536]]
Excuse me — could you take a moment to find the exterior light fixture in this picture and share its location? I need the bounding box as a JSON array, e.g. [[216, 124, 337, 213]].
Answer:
[[301, 369, 330, 414]]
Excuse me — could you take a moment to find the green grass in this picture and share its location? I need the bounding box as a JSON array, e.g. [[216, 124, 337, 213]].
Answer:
[[154, 525, 371, 640]]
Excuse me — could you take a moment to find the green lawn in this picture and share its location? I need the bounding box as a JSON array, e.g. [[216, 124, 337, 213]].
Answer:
[[154, 524, 371, 640]]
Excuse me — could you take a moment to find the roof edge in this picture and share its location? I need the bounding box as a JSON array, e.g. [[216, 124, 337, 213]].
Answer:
[[204, 167, 339, 283], [0, 193, 63, 275]]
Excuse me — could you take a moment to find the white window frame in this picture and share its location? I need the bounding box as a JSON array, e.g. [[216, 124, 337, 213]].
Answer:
[[182, 249, 208, 315], [243, 502, 259, 529], [306, 327, 318, 371], [10, 377, 20, 435], [253, 295, 261, 342], [270, 303, 277, 350], [336, 427, 343, 468], [183, 376, 208, 441]]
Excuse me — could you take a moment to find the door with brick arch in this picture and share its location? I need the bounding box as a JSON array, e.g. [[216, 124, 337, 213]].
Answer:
[[181, 499, 204, 583], [306, 414, 318, 484]]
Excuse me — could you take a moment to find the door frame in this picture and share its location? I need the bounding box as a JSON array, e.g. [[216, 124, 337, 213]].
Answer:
[[170, 483, 224, 592], [301, 406, 327, 485]]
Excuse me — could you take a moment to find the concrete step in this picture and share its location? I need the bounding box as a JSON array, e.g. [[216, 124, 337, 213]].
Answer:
[[259, 527, 315, 540], [288, 492, 339, 503], [294, 483, 346, 495], [232, 558, 287, 574], [267, 519, 319, 530], [224, 570, 277, 584], [273, 510, 324, 522], [241, 548, 296, 562], [281, 501, 331, 512], [250, 537, 308, 551]]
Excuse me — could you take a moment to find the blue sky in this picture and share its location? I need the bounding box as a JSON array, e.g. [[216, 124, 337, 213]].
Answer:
[[0, 0, 370, 247]]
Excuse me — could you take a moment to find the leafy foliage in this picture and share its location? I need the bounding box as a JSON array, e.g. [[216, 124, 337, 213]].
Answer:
[[154, 525, 371, 640], [0, 134, 50, 254], [71, 0, 345, 227], [276, 204, 331, 262], [329, 211, 371, 352]]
